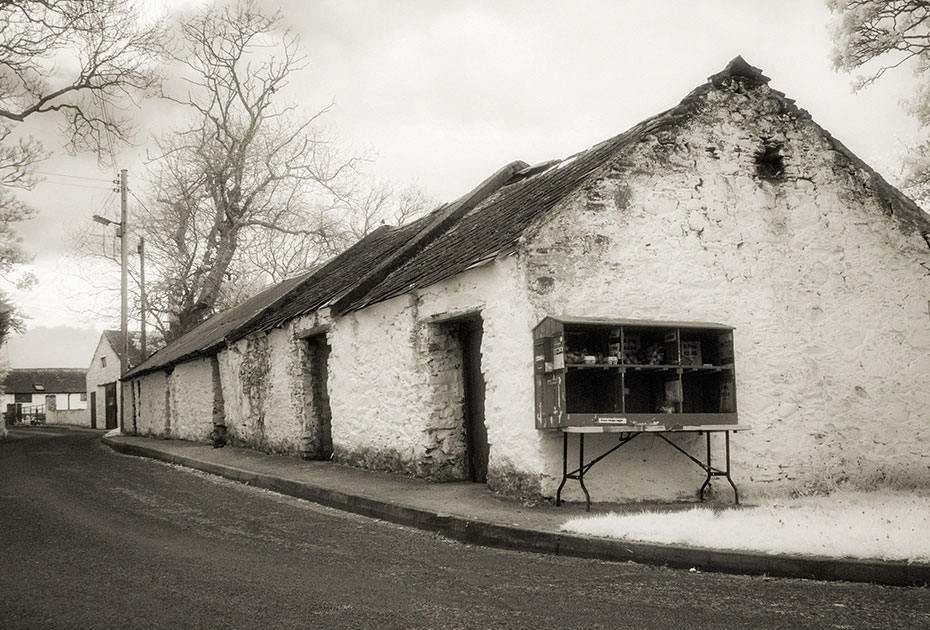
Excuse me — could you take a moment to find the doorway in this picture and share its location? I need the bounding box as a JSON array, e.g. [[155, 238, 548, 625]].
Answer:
[[90, 392, 97, 429], [456, 317, 488, 483], [301, 334, 333, 459], [104, 382, 118, 430]]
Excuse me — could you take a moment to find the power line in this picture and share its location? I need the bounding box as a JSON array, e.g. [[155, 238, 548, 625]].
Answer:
[[92, 89, 120, 178], [34, 171, 113, 183], [33, 180, 113, 191], [128, 189, 153, 214]]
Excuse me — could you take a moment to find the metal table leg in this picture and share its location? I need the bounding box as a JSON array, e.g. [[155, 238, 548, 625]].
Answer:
[[556, 431, 568, 506], [724, 431, 739, 504], [698, 431, 740, 504], [700, 431, 712, 502], [577, 433, 591, 511], [556, 431, 639, 511]]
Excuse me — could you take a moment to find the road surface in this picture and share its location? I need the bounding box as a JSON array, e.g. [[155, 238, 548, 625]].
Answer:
[[1, 426, 928, 629]]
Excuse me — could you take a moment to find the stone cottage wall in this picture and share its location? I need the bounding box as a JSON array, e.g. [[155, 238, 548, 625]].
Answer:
[[132, 369, 168, 437], [328, 295, 434, 476], [115, 76, 928, 505], [327, 259, 543, 491], [516, 79, 930, 501], [218, 314, 330, 455], [168, 358, 214, 441], [127, 359, 212, 442]]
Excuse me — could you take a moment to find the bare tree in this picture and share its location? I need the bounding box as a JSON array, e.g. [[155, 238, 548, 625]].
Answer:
[[0, 0, 163, 155], [828, 1, 930, 195], [139, 0, 430, 341], [0, 0, 162, 346], [0, 129, 43, 285]]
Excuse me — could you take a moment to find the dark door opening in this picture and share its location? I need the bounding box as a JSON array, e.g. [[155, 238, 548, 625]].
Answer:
[[90, 391, 97, 429], [104, 382, 118, 430], [302, 334, 333, 459], [458, 317, 488, 483]]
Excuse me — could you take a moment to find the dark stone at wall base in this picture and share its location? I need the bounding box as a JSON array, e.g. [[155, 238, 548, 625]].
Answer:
[[336, 445, 468, 482], [210, 424, 227, 448], [487, 464, 546, 504]]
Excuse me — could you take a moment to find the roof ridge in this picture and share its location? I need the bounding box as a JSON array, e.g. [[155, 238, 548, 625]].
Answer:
[[340, 54, 921, 314], [329, 160, 529, 317], [240, 221, 429, 335]]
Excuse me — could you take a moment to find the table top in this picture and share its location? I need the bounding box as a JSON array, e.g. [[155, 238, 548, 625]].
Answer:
[[561, 424, 750, 433]]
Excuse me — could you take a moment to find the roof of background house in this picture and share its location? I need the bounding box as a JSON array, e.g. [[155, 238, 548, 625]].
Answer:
[[2, 368, 87, 394], [101, 330, 146, 368], [124, 270, 314, 379]]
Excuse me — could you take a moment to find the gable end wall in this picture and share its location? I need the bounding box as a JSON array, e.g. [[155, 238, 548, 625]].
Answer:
[[518, 80, 930, 500]]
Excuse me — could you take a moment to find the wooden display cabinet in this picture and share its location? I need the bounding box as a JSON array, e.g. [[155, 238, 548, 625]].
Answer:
[[533, 316, 738, 429]]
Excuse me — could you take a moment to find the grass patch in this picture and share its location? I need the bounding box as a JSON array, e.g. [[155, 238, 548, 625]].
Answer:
[[561, 490, 930, 563]]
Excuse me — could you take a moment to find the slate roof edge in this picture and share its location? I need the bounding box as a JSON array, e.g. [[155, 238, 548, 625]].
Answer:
[[122, 270, 315, 380], [236, 225, 402, 336], [329, 159, 530, 317], [817, 128, 930, 234], [221, 258, 350, 342], [122, 342, 225, 381]]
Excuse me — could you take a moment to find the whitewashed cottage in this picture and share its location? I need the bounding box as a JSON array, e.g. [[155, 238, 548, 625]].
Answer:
[[124, 58, 930, 503]]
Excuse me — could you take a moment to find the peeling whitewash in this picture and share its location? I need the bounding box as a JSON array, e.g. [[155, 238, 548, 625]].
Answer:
[[126, 73, 930, 504], [130, 359, 213, 442], [327, 260, 536, 484], [218, 317, 331, 455], [517, 82, 930, 500]]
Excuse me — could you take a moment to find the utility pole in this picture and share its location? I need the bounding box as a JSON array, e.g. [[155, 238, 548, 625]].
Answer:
[[119, 168, 128, 432], [91, 169, 130, 433], [138, 237, 146, 361]]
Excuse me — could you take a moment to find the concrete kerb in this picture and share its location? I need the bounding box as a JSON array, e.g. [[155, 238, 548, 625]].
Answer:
[[102, 437, 930, 588]]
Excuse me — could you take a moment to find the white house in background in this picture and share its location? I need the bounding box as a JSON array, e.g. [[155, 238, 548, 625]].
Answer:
[[86, 330, 144, 430], [2, 368, 87, 425]]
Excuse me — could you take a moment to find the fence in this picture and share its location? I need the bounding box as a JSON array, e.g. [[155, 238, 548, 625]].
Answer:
[[4, 404, 46, 426]]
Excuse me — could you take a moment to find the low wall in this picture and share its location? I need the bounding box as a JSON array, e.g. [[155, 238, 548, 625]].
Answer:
[[46, 408, 89, 426]]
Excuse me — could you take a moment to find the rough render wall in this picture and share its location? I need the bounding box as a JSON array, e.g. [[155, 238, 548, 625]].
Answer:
[[516, 81, 930, 501], [328, 296, 434, 476], [328, 261, 539, 489], [127, 361, 212, 442], [133, 370, 168, 437], [219, 313, 330, 455], [166, 359, 213, 442]]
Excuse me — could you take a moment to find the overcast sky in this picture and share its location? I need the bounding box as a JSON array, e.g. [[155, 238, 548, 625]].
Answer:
[[3, 0, 920, 368]]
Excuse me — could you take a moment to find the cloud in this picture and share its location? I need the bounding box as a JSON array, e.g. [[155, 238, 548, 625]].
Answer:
[[4, 325, 102, 369], [0, 0, 922, 331]]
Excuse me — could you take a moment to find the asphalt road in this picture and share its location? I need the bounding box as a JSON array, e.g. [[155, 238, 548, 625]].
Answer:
[[1, 426, 929, 630]]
